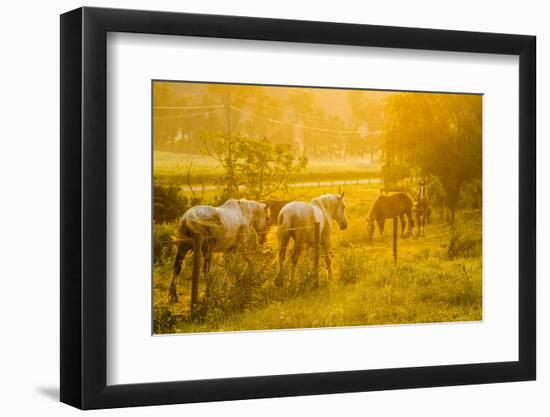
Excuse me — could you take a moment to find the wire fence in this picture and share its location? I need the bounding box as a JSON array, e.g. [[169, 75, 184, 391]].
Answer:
[[155, 218, 406, 266], [158, 218, 402, 315]]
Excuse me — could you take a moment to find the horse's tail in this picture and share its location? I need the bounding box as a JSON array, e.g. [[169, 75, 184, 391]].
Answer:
[[177, 217, 192, 237], [176, 207, 222, 242], [171, 217, 193, 246], [276, 205, 291, 247], [277, 205, 290, 228]]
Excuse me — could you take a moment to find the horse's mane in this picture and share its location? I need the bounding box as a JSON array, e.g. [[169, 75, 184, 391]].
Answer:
[[311, 194, 341, 228], [222, 199, 264, 222]]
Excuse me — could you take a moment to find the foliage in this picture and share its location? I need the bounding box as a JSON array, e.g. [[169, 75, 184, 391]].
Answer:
[[153, 185, 193, 224], [426, 175, 446, 207], [382, 93, 482, 221], [347, 90, 387, 161], [381, 160, 410, 186], [235, 137, 308, 199], [447, 219, 482, 260], [458, 179, 483, 210], [203, 133, 307, 199], [153, 221, 178, 265], [153, 306, 176, 334], [338, 247, 367, 284]]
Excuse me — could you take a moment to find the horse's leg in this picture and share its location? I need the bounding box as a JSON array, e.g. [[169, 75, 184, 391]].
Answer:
[[290, 241, 303, 282], [423, 207, 427, 235], [169, 241, 192, 303], [399, 213, 406, 238], [322, 237, 332, 283], [202, 242, 213, 298], [378, 219, 385, 239], [422, 213, 426, 236], [240, 226, 253, 270], [407, 209, 415, 237], [222, 252, 233, 287], [276, 230, 291, 286]]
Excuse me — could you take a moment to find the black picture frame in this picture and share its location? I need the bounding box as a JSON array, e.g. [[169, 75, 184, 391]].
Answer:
[[60, 6, 536, 410]]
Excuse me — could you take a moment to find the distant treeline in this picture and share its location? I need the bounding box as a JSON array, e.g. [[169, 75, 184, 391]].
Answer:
[[153, 82, 386, 161]]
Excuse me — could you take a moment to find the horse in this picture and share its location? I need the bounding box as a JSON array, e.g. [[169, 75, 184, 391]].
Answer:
[[367, 192, 414, 241], [413, 180, 431, 236], [277, 193, 347, 284], [263, 199, 291, 225], [169, 199, 269, 303]]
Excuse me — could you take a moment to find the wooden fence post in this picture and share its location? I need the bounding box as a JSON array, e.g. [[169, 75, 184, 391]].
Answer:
[[313, 222, 320, 287], [191, 232, 202, 316], [392, 217, 398, 263]]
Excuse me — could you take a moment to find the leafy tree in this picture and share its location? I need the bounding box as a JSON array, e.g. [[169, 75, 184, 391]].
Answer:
[[347, 90, 387, 161], [202, 133, 240, 197], [383, 93, 482, 223], [203, 134, 307, 200], [235, 137, 307, 199]]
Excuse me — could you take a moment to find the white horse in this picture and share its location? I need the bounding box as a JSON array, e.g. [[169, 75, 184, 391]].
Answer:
[[277, 193, 348, 284], [169, 199, 269, 303]]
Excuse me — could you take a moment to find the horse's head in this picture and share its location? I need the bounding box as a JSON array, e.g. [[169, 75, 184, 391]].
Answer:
[[252, 202, 270, 245], [333, 192, 348, 230]]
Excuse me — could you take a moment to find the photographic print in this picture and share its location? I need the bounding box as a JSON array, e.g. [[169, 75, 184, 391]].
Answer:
[[152, 81, 482, 334]]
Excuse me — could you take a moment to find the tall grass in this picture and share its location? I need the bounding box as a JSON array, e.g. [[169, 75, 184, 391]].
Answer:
[[153, 192, 482, 334]]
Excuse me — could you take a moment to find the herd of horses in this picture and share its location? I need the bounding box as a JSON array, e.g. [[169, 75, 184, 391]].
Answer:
[[168, 182, 431, 303]]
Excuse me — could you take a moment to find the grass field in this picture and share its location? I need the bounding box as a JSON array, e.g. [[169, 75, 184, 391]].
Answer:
[[153, 182, 482, 334], [154, 151, 381, 186]]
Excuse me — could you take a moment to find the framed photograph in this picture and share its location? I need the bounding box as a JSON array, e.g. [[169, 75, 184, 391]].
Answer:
[[60, 7, 536, 409]]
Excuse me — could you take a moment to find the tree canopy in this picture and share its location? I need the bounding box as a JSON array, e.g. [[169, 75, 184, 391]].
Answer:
[[383, 92, 482, 220]]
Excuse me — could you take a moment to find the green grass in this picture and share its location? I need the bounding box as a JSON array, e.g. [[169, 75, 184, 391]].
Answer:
[[154, 151, 381, 185], [153, 182, 482, 334]]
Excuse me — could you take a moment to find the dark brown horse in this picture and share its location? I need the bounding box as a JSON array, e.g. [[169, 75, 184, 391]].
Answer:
[[367, 192, 415, 241], [413, 180, 431, 236]]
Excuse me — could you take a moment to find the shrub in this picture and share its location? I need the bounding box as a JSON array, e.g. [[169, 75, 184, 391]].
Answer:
[[153, 185, 193, 224], [194, 254, 274, 324], [153, 221, 177, 265], [458, 180, 482, 210], [447, 222, 482, 259], [426, 175, 445, 208], [338, 248, 366, 284], [153, 306, 176, 334]]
